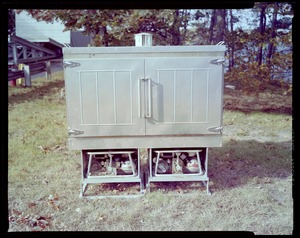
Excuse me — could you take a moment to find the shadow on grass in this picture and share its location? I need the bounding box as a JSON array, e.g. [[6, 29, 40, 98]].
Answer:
[[209, 139, 293, 191], [8, 79, 65, 106], [141, 139, 292, 194]]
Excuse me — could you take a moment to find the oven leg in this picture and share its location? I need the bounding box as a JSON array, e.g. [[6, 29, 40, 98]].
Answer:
[[201, 180, 212, 195], [80, 181, 88, 197]]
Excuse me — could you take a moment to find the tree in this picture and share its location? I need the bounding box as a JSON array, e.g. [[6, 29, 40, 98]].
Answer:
[[8, 9, 15, 35], [16, 9, 134, 46], [16, 9, 195, 46], [224, 3, 293, 93], [256, 2, 267, 66], [266, 2, 278, 67], [187, 9, 211, 45], [124, 9, 177, 45], [125, 9, 192, 46], [226, 9, 240, 70], [209, 9, 226, 44], [15, 8, 293, 93]]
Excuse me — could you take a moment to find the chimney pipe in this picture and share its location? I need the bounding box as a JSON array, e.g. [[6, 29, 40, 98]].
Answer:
[[134, 33, 152, 46]]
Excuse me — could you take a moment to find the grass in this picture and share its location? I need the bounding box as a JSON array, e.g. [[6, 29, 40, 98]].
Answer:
[[7, 72, 293, 234]]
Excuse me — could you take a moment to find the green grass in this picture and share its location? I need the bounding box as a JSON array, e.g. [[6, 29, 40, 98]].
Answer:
[[7, 73, 293, 234]]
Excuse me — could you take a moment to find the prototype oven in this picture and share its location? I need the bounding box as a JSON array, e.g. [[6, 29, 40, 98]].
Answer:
[[63, 40, 225, 197]]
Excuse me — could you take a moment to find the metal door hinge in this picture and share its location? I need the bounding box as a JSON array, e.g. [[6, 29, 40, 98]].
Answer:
[[207, 126, 223, 133], [209, 58, 225, 65], [68, 129, 84, 136], [63, 61, 80, 68]]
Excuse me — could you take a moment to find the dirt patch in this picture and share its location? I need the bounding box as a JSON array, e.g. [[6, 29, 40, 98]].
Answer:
[[223, 88, 292, 115]]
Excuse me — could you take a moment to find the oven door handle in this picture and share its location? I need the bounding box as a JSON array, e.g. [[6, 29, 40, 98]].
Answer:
[[138, 78, 143, 117], [145, 78, 152, 118]]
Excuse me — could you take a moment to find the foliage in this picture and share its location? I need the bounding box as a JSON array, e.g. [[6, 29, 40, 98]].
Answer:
[[224, 3, 293, 94], [225, 26, 292, 94], [14, 6, 293, 93], [15, 9, 135, 46], [8, 9, 15, 34], [125, 9, 187, 46], [188, 9, 212, 45], [16, 9, 194, 46]]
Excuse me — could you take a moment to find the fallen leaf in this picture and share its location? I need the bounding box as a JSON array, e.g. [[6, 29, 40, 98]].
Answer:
[[53, 193, 59, 201], [28, 202, 36, 208], [38, 145, 50, 154], [48, 202, 60, 211]]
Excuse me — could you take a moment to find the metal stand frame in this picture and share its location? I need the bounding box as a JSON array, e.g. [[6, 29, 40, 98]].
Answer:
[[79, 147, 212, 198], [80, 149, 145, 198], [147, 147, 211, 195]]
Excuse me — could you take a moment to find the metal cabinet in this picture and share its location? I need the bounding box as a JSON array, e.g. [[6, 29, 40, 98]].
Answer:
[[64, 46, 225, 150], [63, 45, 225, 197]]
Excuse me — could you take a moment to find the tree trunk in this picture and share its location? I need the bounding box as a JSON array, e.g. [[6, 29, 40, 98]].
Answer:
[[101, 25, 109, 46], [217, 9, 226, 43], [228, 9, 235, 71], [209, 9, 216, 44], [256, 4, 267, 65], [181, 9, 189, 44], [209, 9, 226, 44], [266, 3, 278, 68], [171, 10, 181, 45]]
